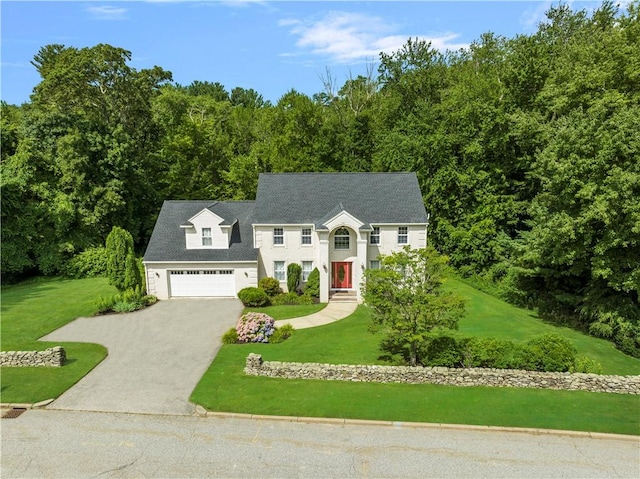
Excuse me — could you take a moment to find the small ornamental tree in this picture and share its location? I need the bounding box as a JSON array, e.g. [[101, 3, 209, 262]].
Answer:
[[362, 246, 466, 366], [287, 263, 302, 293], [123, 250, 142, 291], [106, 226, 135, 291], [304, 267, 320, 297]]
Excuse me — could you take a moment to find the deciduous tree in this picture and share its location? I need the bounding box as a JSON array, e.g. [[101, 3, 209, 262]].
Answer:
[[362, 247, 465, 366]]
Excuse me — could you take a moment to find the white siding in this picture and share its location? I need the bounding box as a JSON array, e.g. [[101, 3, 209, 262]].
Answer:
[[254, 225, 319, 292], [367, 225, 427, 259], [145, 262, 257, 300], [185, 209, 230, 250]]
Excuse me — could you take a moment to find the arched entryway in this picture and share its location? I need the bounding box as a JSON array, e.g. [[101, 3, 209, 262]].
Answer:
[[329, 226, 356, 291]]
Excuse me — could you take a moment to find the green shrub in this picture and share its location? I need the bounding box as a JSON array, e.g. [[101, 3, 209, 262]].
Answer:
[[304, 267, 320, 297], [463, 337, 521, 369], [258, 277, 281, 297], [519, 333, 577, 372], [271, 292, 314, 305], [95, 296, 115, 314], [237, 287, 270, 307], [142, 295, 158, 306], [112, 301, 139, 313], [106, 226, 135, 291], [94, 287, 155, 315], [571, 356, 604, 374], [418, 333, 465, 367], [270, 323, 295, 343], [222, 327, 239, 344], [287, 263, 302, 293], [137, 257, 147, 294], [64, 247, 108, 278]]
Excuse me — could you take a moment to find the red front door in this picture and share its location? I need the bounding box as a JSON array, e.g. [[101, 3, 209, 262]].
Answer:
[[332, 262, 352, 289]]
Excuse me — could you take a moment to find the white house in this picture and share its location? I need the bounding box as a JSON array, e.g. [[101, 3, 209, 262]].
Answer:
[[143, 172, 429, 302]]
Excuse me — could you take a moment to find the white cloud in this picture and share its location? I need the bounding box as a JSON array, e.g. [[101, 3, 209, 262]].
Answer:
[[280, 11, 467, 64], [85, 5, 128, 20]]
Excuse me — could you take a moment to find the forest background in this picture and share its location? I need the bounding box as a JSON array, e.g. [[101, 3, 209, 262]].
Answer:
[[1, 2, 638, 357]]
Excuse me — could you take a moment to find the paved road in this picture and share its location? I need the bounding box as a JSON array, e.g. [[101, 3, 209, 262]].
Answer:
[[41, 299, 243, 415], [2, 409, 638, 478]]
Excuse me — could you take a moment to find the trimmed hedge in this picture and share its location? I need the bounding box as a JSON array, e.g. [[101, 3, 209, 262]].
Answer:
[[271, 292, 314, 306], [238, 287, 270, 307]]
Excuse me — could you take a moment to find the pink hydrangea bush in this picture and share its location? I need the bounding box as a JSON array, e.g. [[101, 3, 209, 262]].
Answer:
[[236, 312, 276, 343]]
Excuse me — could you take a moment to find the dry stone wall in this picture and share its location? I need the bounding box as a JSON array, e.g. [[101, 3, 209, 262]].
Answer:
[[245, 354, 640, 395], [0, 347, 66, 367]]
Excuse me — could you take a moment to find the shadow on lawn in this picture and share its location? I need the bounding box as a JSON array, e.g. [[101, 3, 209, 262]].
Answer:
[[0, 279, 63, 313]]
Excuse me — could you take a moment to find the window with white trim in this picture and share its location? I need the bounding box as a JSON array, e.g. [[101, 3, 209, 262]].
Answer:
[[202, 228, 212, 246], [302, 261, 313, 281], [334, 227, 350, 250], [273, 228, 284, 245], [398, 226, 408, 244], [369, 260, 381, 270], [370, 226, 380, 245], [301, 228, 312, 245], [274, 261, 286, 281]]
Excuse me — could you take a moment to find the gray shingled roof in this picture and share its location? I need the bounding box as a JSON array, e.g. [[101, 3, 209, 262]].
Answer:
[[252, 172, 428, 226], [143, 200, 258, 262], [144, 173, 427, 263]]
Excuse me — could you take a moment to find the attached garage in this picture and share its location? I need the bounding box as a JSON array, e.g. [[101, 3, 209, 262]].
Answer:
[[169, 269, 235, 297]]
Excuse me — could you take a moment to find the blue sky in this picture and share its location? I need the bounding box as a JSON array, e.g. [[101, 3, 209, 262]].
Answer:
[[1, 1, 609, 105]]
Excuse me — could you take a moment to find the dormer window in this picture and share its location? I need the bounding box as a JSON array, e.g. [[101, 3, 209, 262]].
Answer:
[[334, 227, 350, 250], [202, 228, 212, 246]]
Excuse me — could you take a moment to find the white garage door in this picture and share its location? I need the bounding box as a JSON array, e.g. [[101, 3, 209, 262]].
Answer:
[[169, 270, 235, 297]]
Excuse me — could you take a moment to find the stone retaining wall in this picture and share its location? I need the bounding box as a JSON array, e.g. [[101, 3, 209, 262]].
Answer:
[[0, 347, 66, 367], [245, 354, 640, 395]]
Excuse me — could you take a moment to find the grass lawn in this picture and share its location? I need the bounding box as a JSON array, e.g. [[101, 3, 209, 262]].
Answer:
[[243, 303, 327, 320], [451, 279, 640, 375], [192, 281, 640, 435], [1, 277, 117, 403]]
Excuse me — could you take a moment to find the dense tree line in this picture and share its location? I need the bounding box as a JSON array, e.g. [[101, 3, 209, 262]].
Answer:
[[1, 2, 638, 355]]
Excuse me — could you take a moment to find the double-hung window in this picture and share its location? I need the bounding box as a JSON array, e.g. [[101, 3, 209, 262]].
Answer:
[[334, 227, 350, 250], [273, 228, 284, 246], [370, 226, 380, 245], [274, 261, 286, 281], [202, 228, 212, 246], [398, 226, 408, 244], [369, 260, 381, 270], [301, 228, 312, 245], [302, 261, 313, 281]]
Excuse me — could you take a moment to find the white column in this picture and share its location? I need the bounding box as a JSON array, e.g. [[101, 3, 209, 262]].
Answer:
[[318, 232, 330, 303], [355, 238, 367, 302]]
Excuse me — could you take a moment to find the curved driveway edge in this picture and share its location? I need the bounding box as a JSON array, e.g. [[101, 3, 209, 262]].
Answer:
[[41, 298, 243, 415]]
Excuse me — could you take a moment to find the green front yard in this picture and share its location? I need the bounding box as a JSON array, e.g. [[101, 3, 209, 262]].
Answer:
[[2, 276, 639, 435], [1, 277, 117, 403], [192, 280, 640, 435]]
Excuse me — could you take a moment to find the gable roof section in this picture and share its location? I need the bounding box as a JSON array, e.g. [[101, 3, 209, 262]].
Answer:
[[252, 172, 428, 226], [143, 200, 258, 262]]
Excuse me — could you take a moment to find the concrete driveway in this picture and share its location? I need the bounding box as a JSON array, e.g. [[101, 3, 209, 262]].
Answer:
[[41, 298, 243, 415]]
